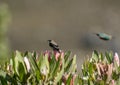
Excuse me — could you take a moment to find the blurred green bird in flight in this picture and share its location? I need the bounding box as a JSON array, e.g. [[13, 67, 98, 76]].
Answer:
[[96, 33, 112, 41]]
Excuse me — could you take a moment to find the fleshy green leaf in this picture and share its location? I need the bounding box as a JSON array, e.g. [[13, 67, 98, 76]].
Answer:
[[66, 74, 73, 84], [0, 70, 7, 85], [69, 55, 77, 73], [105, 52, 113, 64], [92, 50, 99, 62], [54, 56, 64, 84]]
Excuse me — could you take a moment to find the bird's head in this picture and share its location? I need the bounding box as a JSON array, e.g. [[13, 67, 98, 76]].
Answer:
[[48, 40, 52, 43], [96, 33, 99, 36]]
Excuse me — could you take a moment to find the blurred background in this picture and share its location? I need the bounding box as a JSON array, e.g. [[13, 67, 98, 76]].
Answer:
[[0, 0, 120, 71]]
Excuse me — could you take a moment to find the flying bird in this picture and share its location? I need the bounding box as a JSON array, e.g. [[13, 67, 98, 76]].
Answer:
[[96, 33, 112, 41], [48, 40, 61, 52]]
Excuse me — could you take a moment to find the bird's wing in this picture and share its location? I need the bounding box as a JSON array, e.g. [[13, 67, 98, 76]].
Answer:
[[51, 41, 59, 46], [52, 43, 59, 48], [99, 33, 112, 39]]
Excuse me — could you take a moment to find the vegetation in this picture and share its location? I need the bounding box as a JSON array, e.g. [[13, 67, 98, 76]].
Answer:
[[81, 51, 120, 85], [0, 3, 11, 63], [0, 50, 120, 85], [0, 50, 78, 85]]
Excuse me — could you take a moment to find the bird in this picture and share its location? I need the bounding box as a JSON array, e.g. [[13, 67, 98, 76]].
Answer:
[[96, 33, 112, 41], [48, 40, 61, 53]]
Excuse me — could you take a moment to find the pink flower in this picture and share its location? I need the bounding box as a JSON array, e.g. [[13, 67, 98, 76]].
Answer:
[[70, 74, 77, 85], [44, 50, 64, 62], [44, 50, 51, 61], [61, 52, 64, 58], [114, 52, 120, 66], [107, 63, 113, 83], [62, 73, 77, 85], [54, 51, 60, 61], [110, 80, 115, 85], [54, 51, 64, 61]]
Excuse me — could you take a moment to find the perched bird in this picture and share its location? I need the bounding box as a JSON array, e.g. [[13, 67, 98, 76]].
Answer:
[[96, 33, 112, 41], [48, 40, 61, 52]]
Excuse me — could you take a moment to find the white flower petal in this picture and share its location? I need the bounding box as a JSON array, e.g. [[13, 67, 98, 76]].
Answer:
[[24, 57, 31, 72]]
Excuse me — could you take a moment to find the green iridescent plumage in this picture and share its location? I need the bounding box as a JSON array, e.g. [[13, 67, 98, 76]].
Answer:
[[96, 33, 112, 40]]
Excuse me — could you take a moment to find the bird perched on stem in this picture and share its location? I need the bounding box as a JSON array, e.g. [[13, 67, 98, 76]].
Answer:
[[96, 33, 112, 41], [48, 40, 61, 53]]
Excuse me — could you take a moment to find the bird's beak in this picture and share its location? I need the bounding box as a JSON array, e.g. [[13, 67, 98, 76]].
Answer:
[[47, 40, 51, 42]]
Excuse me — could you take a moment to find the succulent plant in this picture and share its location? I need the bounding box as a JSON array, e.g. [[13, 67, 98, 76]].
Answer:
[[81, 50, 120, 85], [0, 50, 78, 85]]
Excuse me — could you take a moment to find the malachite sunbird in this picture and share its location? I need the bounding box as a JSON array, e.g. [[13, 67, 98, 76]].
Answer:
[[48, 40, 61, 53], [96, 33, 112, 41]]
